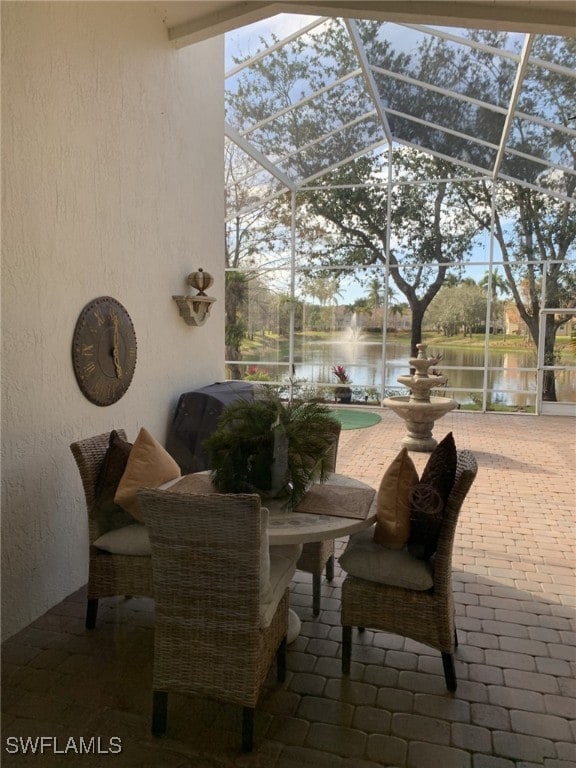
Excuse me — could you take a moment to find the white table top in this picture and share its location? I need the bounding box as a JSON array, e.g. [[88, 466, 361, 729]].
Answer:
[[162, 471, 377, 546], [266, 473, 377, 545]]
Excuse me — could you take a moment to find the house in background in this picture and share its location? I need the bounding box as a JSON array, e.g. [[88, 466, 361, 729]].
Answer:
[[2, 1, 574, 642]]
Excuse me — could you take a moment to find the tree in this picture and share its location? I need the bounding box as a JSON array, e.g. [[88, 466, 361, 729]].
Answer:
[[390, 300, 409, 330], [299, 154, 478, 353], [224, 142, 290, 377], [427, 283, 487, 336], [366, 277, 385, 310], [449, 34, 576, 400], [461, 182, 575, 399], [480, 268, 510, 301], [226, 20, 483, 355], [226, 21, 575, 397]]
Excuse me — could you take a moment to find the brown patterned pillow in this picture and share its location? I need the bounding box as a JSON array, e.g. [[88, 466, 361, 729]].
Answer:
[[91, 430, 134, 535], [407, 482, 444, 559], [420, 431, 457, 508], [407, 432, 457, 559]]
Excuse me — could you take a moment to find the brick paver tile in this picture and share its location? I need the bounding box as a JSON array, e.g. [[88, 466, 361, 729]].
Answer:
[[362, 664, 399, 688], [314, 657, 363, 680], [487, 686, 545, 713], [543, 694, 576, 718], [276, 744, 344, 767], [484, 649, 537, 671], [492, 731, 556, 761], [452, 723, 492, 753], [324, 678, 377, 706], [556, 740, 576, 762], [376, 686, 414, 713], [407, 741, 471, 768], [469, 664, 505, 685], [266, 715, 309, 746], [471, 702, 511, 730], [296, 696, 354, 727], [413, 693, 470, 722], [510, 710, 573, 741], [503, 669, 560, 694], [352, 705, 391, 734], [306, 722, 366, 758], [535, 657, 573, 677], [288, 672, 326, 697], [391, 712, 450, 744], [471, 756, 515, 768], [397, 670, 448, 694], [366, 733, 407, 766]]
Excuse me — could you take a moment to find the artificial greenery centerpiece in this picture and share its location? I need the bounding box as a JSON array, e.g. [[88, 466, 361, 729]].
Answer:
[[204, 390, 340, 509]]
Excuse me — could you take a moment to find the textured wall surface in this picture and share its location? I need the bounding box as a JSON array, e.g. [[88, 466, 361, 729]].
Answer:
[[1, 1, 225, 640]]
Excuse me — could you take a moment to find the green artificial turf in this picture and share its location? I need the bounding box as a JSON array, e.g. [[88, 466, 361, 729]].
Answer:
[[330, 408, 382, 430]]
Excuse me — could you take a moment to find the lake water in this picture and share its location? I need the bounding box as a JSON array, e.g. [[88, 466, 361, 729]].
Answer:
[[285, 333, 575, 406]]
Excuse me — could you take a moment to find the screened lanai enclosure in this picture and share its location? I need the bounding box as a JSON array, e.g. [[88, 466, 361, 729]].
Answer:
[[224, 14, 576, 415]]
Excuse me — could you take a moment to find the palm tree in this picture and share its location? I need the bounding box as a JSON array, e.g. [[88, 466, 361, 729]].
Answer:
[[480, 268, 510, 301]]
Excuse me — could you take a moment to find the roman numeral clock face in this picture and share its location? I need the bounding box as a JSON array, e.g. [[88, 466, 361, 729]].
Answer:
[[72, 297, 137, 406]]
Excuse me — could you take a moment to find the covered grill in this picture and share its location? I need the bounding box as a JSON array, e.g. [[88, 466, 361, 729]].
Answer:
[[166, 381, 255, 474]]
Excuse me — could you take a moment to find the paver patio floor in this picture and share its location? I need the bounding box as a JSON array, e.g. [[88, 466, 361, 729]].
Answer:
[[2, 410, 575, 767]]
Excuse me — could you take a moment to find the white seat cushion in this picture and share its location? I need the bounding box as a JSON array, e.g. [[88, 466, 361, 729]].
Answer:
[[260, 544, 302, 628], [93, 523, 151, 556], [339, 526, 433, 591]]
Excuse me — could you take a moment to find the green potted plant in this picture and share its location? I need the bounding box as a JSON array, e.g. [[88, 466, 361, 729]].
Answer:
[[332, 364, 352, 404], [204, 390, 340, 508]]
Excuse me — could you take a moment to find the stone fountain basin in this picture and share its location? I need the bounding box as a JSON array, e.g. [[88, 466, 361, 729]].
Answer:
[[383, 395, 457, 451], [397, 374, 447, 389], [383, 395, 457, 422]]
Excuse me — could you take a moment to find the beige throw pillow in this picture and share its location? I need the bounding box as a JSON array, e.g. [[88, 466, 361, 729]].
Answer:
[[114, 427, 181, 522], [373, 447, 419, 549]]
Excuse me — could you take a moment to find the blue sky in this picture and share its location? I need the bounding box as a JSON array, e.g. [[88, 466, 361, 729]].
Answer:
[[225, 14, 321, 71]]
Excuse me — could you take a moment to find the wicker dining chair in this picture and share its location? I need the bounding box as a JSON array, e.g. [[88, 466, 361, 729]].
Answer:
[[70, 430, 153, 629], [138, 488, 293, 753], [295, 420, 342, 615], [340, 449, 478, 692]]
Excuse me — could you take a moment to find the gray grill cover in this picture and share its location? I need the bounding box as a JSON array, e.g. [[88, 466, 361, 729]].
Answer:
[[166, 381, 255, 474]]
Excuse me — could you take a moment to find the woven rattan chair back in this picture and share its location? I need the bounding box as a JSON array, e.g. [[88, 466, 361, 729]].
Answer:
[[71, 430, 126, 542], [138, 488, 289, 752], [296, 421, 341, 615], [70, 430, 152, 629], [341, 449, 478, 692]]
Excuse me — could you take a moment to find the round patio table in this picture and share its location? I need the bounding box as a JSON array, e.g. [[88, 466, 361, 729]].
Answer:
[[266, 473, 377, 545], [162, 472, 377, 642], [265, 473, 377, 641]]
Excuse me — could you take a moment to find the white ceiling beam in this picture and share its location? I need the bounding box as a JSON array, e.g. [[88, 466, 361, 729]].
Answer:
[[225, 122, 297, 189], [167, 2, 279, 48], [493, 34, 534, 180], [273, 1, 576, 36], [346, 18, 393, 145], [164, 1, 576, 47]]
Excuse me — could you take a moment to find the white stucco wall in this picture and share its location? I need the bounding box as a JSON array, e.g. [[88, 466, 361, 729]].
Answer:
[[1, 2, 225, 640]]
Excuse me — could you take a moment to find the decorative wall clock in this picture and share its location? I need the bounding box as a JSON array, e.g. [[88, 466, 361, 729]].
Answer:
[[72, 296, 137, 406]]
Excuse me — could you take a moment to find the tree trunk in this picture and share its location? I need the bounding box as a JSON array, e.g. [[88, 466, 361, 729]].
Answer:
[[542, 317, 558, 402], [225, 272, 248, 380], [410, 307, 425, 357]]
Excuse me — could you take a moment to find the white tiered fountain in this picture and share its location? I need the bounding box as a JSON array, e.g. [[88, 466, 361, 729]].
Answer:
[[383, 343, 457, 452]]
